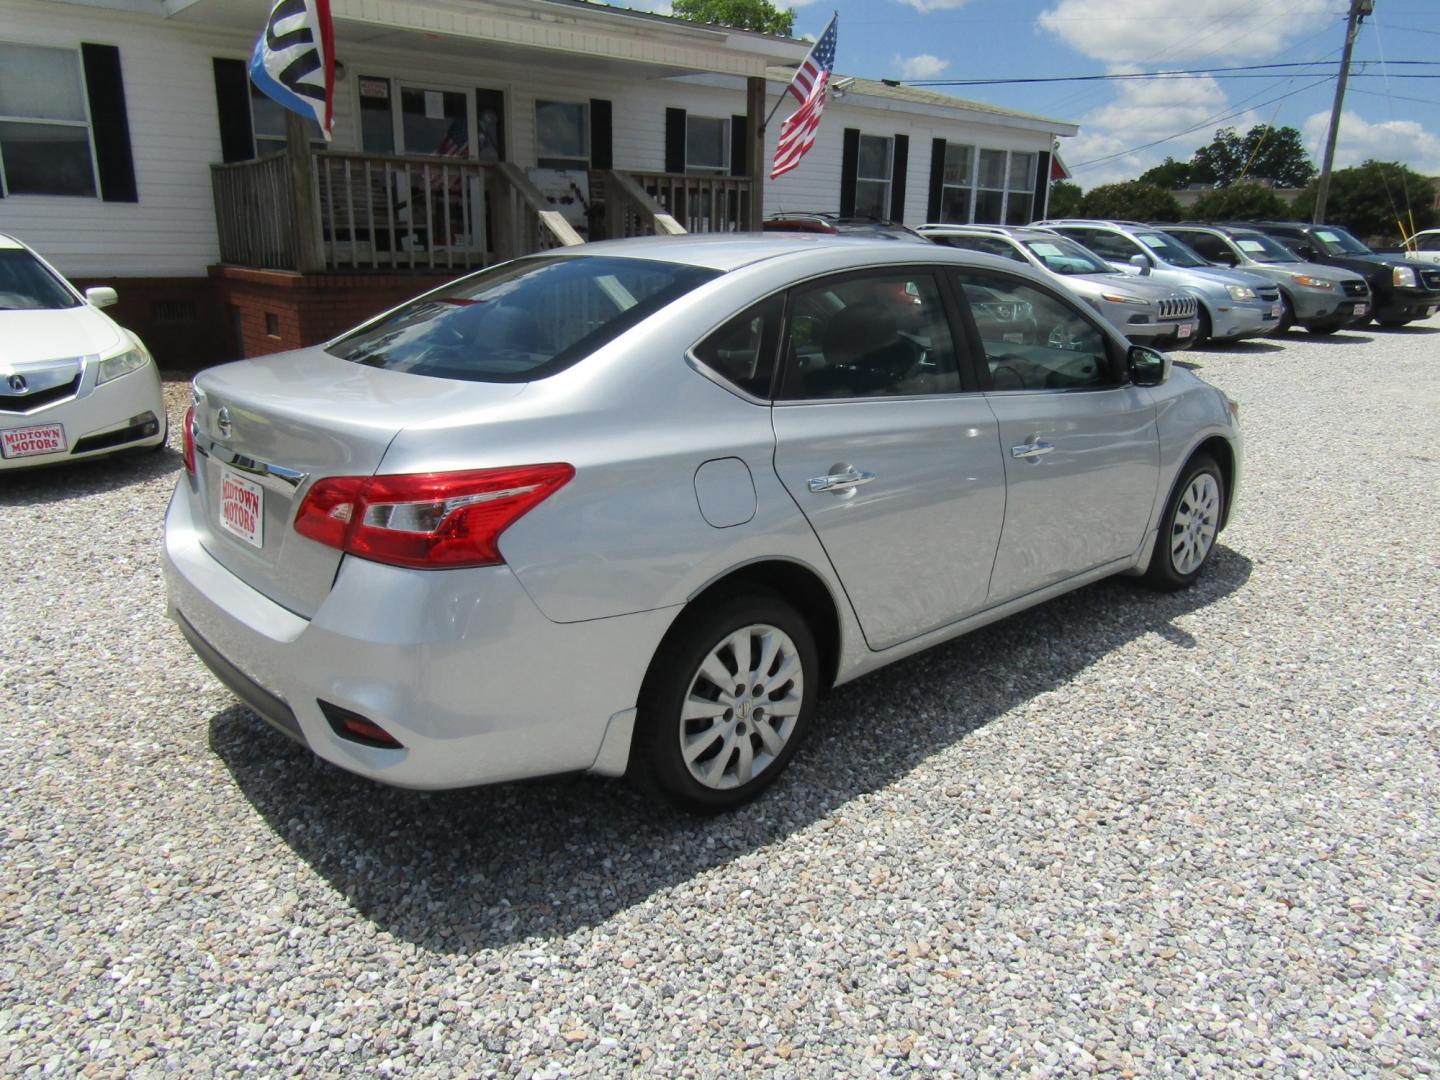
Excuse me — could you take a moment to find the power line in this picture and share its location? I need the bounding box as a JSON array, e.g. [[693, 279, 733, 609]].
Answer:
[[902, 59, 1438, 88]]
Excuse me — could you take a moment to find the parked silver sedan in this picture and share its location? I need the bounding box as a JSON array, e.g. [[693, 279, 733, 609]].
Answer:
[[164, 236, 1241, 812]]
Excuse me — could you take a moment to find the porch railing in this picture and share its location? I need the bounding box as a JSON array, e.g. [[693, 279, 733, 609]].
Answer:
[[612, 170, 752, 236], [211, 152, 581, 273]]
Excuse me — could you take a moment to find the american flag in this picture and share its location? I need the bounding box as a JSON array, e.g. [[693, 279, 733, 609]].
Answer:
[[771, 13, 838, 180]]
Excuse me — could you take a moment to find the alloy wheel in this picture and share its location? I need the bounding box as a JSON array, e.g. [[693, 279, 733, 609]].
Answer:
[[679, 624, 805, 790], [1170, 473, 1220, 575]]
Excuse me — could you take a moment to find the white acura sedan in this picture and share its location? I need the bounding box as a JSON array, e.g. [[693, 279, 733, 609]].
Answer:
[[0, 233, 166, 469]]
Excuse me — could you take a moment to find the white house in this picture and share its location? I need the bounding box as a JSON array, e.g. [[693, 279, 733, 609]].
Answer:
[[0, 0, 1077, 364]]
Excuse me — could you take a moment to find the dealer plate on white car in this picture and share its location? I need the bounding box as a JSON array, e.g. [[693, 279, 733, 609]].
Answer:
[[1269, 303, 1283, 318], [1177, 323, 1193, 338], [218, 467, 264, 548], [1353, 303, 1368, 317], [1, 423, 66, 459]]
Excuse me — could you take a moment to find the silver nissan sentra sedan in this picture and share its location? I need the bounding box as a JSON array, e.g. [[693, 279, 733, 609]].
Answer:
[[164, 235, 1241, 812]]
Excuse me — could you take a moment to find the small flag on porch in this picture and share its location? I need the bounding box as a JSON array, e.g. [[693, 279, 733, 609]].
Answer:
[[771, 12, 838, 180], [249, 0, 336, 139]]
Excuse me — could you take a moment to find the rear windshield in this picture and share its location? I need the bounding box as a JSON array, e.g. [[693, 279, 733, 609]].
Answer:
[[327, 255, 720, 382], [0, 248, 81, 310], [1022, 236, 1117, 275]]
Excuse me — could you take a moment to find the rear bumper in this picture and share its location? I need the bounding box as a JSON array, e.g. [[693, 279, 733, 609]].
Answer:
[[163, 483, 677, 789], [0, 364, 165, 469]]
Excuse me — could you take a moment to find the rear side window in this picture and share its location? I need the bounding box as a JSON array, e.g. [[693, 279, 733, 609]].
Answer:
[[327, 255, 719, 383], [691, 294, 783, 399]]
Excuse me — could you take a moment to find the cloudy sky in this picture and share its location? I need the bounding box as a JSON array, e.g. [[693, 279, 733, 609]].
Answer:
[[639, 0, 1440, 190]]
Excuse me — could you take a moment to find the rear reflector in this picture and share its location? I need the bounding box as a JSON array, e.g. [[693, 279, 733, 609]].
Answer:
[[318, 700, 404, 749], [293, 463, 574, 569], [182, 405, 196, 475]]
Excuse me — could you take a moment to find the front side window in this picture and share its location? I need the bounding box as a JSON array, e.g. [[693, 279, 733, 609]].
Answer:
[[778, 272, 960, 400], [955, 270, 1113, 391], [1067, 228, 1142, 264], [536, 100, 588, 169], [692, 294, 782, 398], [1418, 234, 1440, 253], [0, 43, 96, 196], [931, 235, 1025, 262], [686, 116, 729, 174], [1172, 231, 1232, 263], [940, 144, 973, 223], [0, 248, 82, 310], [853, 135, 892, 220], [328, 255, 718, 383]]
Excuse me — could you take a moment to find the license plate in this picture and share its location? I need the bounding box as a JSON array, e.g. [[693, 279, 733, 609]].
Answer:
[[1, 423, 66, 459], [1177, 323, 1192, 338], [219, 468, 264, 548], [1269, 303, 1282, 318], [1353, 303, 1368, 317]]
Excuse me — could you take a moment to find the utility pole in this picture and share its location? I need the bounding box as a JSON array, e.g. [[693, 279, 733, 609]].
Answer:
[[1313, 0, 1373, 224]]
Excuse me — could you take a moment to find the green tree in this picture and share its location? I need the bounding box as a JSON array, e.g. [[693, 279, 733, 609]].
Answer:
[[1190, 182, 1290, 221], [1139, 156, 1194, 190], [1191, 125, 1316, 188], [1292, 160, 1440, 244], [671, 0, 796, 36], [1047, 180, 1083, 217], [1080, 181, 1182, 221]]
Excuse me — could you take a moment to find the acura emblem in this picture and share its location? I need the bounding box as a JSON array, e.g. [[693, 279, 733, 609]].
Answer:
[[6, 374, 25, 393], [216, 406, 233, 439]]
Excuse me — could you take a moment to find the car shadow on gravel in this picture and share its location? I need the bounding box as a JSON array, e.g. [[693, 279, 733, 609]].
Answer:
[[1186, 339, 1285, 355], [0, 444, 182, 504], [1367, 323, 1439, 334], [209, 546, 1253, 953]]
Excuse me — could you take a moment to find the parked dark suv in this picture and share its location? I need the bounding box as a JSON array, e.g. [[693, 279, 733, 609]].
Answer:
[[1238, 221, 1440, 327]]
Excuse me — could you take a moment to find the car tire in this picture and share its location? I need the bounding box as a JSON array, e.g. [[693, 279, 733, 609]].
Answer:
[[1143, 454, 1225, 591], [1276, 291, 1295, 332], [1376, 315, 1412, 327], [1195, 307, 1213, 344], [632, 591, 819, 814]]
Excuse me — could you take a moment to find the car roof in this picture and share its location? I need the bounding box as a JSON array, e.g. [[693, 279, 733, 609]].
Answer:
[[916, 225, 1059, 240], [546, 233, 940, 271]]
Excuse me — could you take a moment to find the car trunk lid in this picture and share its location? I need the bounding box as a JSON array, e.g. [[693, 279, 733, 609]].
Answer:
[[189, 348, 525, 617]]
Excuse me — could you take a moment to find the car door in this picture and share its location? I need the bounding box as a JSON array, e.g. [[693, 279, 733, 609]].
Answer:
[[951, 267, 1160, 603], [770, 269, 1007, 651]]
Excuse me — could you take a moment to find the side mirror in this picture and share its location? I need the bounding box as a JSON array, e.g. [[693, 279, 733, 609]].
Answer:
[[86, 286, 118, 309], [1128, 253, 1152, 275], [1296, 244, 1318, 260], [1214, 249, 1238, 267], [1128, 344, 1170, 387]]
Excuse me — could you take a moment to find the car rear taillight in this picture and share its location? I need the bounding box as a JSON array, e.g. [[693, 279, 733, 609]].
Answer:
[[182, 405, 196, 475], [293, 464, 574, 569]]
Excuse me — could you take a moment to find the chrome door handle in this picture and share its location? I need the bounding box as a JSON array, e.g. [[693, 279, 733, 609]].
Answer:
[[1011, 441, 1055, 459], [808, 468, 877, 493]]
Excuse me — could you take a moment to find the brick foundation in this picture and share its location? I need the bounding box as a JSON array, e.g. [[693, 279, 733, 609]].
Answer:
[[71, 276, 232, 372], [209, 265, 461, 360]]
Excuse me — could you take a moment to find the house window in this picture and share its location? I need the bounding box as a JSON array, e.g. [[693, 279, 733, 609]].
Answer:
[[973, 148, 1007, 224], [853, 134, 892, 220], [535, 100, 588, 169], [686, 115, 729, 174], [0, 43, 97, 196], [251, 83, 322, 157], [940, 143, 973, 223], [1006, 151, 1037, 225]]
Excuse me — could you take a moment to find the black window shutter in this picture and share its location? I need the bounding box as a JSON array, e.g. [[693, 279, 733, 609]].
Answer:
[[665, 108, 687, 174], [731, 114, 748, 177], [839, 128, 860, 217], [213, 58, 255, 163], [927, 138, 946, 222], [1033, 150, 1052, 221], [590, 98, 612, 169], [889, 134, 909, 223], [81, 44, 137, 202]]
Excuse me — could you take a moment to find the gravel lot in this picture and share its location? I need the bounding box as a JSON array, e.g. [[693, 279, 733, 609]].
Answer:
[[2, 317, 1437, 1077]]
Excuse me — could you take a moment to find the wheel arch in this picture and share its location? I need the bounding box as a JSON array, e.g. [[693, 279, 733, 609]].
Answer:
[[679, 558, 844, 693], [1188, 435, 1236, 530]]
